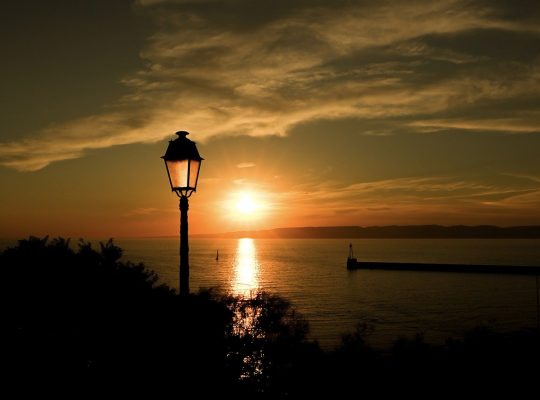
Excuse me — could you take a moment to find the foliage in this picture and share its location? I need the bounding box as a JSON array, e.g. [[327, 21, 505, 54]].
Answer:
[[223, 291, 321, 397], [0, 237, 318, 397], [0, 237, 226, 395]]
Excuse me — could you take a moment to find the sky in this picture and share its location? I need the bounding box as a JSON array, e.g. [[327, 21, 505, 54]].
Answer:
[[1, 0, 540, 238]]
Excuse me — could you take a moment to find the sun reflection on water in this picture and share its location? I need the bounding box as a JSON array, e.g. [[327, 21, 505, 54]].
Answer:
[[230, 238, 265, 380], [232, 238, 260, 297]]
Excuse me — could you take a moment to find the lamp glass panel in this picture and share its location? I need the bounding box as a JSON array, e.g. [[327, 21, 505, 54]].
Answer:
[[189, 159, 200, 189], [166, 159, 188, 189]]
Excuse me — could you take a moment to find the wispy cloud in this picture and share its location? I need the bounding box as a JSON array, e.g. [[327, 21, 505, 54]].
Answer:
[[236, 162, 256, 169], [123, 207, 160, 217], [1, 0, 539, 171], [411, 118, 540, 133], [274, 173, 540, 225], [501, 173, 540, 184]]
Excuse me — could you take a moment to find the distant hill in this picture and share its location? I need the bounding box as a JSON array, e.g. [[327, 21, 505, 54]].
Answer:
[[194, 225, 540, 239]]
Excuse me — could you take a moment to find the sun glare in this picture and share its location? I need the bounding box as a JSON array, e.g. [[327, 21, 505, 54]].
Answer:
[[226, 190, 270, 224], [236, 194, 257, 214]]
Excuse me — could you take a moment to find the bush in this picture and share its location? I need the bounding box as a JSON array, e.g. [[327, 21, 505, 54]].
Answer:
[[0, 237, 320, 397]]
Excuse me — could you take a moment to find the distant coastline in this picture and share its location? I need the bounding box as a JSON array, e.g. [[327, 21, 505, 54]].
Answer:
[[193, 225, 540, 239]]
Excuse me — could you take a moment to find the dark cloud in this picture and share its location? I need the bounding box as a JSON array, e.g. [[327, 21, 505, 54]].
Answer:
[[142, 0, 358, 32], [1, 0, 539, 171], [420, 28, 540, 61], [472, 0, 540, 23]]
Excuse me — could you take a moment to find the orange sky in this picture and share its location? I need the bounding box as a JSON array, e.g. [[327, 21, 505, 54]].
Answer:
[[1, 1, 540, 238]]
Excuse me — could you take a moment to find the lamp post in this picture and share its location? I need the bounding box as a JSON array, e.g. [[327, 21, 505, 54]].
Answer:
[[162, 131, 203, 296]]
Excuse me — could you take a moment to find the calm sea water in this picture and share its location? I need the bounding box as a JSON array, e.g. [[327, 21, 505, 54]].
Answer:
[[116, 238, 540, 348], [2, 237, 539, 348]]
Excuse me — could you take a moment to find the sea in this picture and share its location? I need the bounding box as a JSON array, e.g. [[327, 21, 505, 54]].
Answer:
[[3, 237, 540, 349]]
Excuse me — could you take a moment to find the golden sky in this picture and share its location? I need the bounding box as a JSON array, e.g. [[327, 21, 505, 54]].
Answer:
[[1, 0, 540, 237]]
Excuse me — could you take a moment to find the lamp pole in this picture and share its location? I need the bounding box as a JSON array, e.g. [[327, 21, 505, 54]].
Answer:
[[180, 195, 189, 296], [162, 131, 203, 297]]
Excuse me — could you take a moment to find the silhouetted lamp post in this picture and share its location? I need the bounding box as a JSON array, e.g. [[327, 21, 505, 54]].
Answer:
[[162, 131, 203, 296]]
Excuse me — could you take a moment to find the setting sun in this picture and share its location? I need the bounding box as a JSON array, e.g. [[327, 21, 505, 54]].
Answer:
[[223, 190, 272, 226], [236, 194, 257, 214]]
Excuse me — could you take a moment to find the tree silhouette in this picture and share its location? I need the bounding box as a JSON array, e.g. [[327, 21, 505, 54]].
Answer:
[[0, 237, 319, 397]]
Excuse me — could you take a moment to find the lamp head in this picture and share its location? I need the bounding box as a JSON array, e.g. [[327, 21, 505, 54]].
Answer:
[[162, 131, 204, 197]]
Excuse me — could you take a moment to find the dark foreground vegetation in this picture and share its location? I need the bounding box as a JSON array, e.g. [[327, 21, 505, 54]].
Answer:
[[1, 237, 539, 397]]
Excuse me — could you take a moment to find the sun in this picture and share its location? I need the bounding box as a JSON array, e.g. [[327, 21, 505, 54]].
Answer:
[[225, 190, 271, 224], [236, 193, 258, 214]]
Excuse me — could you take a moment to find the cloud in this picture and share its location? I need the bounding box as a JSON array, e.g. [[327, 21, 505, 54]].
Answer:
[[411, 119, 540, 133], [123, 207, 160, 217], [501, 173, 540, 184], [236, 162, 256, 169], [286, 174, 540, 209], [276, 173, 540, 225], [1, 0, 539, 170]]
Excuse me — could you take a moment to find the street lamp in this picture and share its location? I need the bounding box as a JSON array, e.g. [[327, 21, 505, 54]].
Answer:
[[162, 131, 203, 296]]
